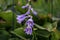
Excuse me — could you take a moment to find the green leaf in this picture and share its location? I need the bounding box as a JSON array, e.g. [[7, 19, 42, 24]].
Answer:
[[13, 27, 27, 40], [36, 29, 50, 38], [34, 23, 46, 30], [43, 22, 53, 32], [34, 23, 50, 38], [0, 10, 16, 28], [51, 29, 60, 40], [0, 30, 10, 40]]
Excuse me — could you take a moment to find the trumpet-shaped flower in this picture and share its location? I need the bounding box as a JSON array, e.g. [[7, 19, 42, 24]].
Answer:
[[22, 4, 29, 9], [24, 18, 34, 35], [26, 18, 34, 28], [31, 8, 37, 15], [24, 25, 32, 35], [16, 14, 27, 23]]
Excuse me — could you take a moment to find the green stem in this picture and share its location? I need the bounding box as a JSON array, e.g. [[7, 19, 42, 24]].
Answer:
[[10, 31, 27, 40]]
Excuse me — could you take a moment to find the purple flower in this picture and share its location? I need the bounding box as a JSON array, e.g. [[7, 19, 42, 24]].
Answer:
[[24, 26, 32, 35], [24, 18, 34, 35], [31, 8, 37, 15], [16, 14, 27, 23], [25, 9, 30, 15], [25, 5, 32, 15], [26, 18, 34, 28], [22, 4, 29, 9], [32, 10, 37, 15], [20, 2, 37, 35]]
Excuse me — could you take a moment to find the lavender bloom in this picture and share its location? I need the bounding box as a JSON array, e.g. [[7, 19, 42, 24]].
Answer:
[[31, 8, 37, 15], [20, 1, 37, 35], [25, 5, 32, 15], [26, 18, 34, 28], [16, 14, 27, 23], [22, 4, 29, 9], [25, 9, 30, 15], [24, 18, 34, 35], [32, 10, 37, 15], [24, 25, 32, 35]]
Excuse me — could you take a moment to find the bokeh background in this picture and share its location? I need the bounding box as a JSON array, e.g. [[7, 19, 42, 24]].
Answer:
[[0, 0, 60, 40]]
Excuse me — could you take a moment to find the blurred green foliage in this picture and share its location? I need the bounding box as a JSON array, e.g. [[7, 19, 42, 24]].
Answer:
[[0, 0, 60, 40]]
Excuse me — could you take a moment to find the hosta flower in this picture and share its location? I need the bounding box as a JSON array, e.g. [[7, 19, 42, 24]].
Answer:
[[31, 8, 37, 15], [25, 6, 37, 15], [32, 10, 37, 15], [26, 18, 34, 28], [25, 5, 31, 15], [24, 25, 32, 35], [25, 8, 30, 15], [16, 14, 27, 23], [22, 3, 29, 9], [24, 18, 34, 35], [16, 0, 37, 35]]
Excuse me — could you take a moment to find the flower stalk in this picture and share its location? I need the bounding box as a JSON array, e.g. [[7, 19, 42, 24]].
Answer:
[[16, 0, 37, 35]]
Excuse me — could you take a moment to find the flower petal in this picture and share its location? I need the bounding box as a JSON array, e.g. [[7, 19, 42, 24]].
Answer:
[[26, 18, 34, 28], [24, 26, 32, 35], [16, 14, 27, 23], [22, 4, 29, 9], [32, 10, 37, 15], [31, 8, 37, 15]]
